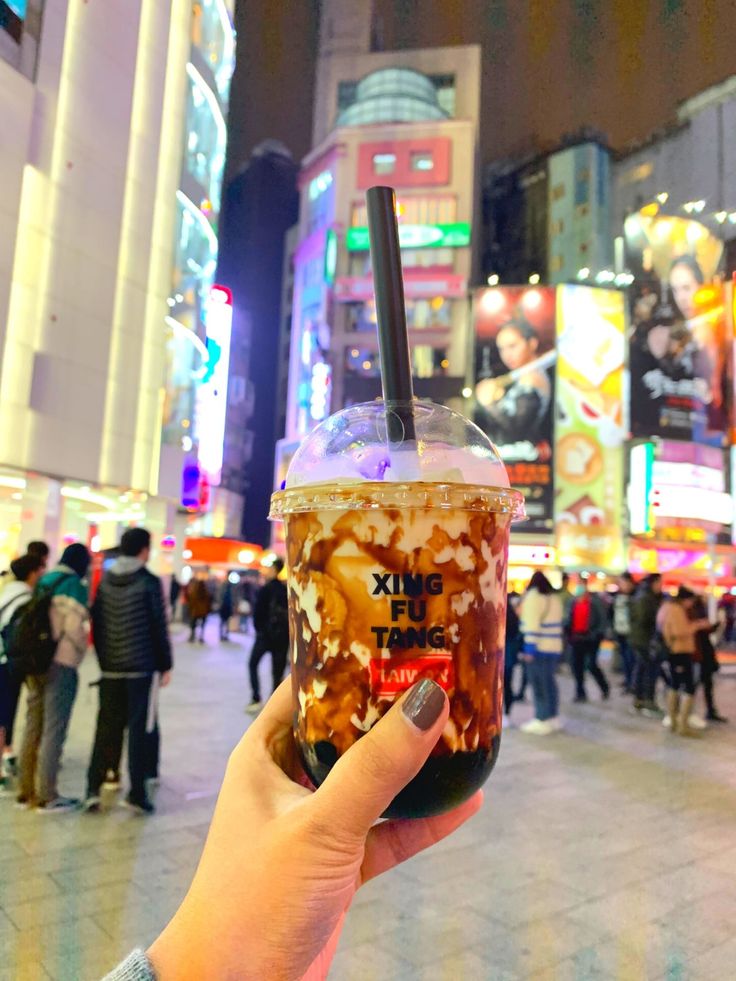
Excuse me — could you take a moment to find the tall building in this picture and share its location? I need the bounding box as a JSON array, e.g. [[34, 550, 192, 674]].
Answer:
[[281, 1, 481, 449], [482, 135, 612, 287], [612, 75, 736, 272], [0, 0, 234, 570], [216, 141, 299, 547]]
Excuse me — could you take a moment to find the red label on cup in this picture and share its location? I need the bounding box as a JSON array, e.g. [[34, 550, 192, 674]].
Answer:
[[369, 655, 454, 698]]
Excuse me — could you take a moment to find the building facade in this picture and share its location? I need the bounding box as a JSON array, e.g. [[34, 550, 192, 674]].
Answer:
[[612, 75, 736, 273], [0, 0, 234, 571], [283, 26, 481, 445], [482, 137, 612, 288]]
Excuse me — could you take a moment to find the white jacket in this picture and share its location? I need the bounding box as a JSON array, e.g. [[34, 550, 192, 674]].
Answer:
[[518, 588, 564, 657]]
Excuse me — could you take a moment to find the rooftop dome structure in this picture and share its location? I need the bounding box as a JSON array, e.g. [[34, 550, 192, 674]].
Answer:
[[336, 67, 449, 127]]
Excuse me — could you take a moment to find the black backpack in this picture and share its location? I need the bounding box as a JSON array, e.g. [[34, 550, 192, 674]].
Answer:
[[5, 575, 74, 680], [266, 584, 289, 643]]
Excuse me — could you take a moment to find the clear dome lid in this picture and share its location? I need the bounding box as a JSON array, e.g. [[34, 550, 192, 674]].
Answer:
[[270, 400, 525, 519]]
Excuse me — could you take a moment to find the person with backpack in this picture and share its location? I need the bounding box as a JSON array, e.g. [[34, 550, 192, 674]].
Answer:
[[564, 575, 610, 703], [629, 573, 664, 717], [0, 553, 45, 791], [246, 558, 289, 714], [16, 543, 90, 812], [517, 571, 564, 735], [612, 572, 636, 693], [85, 528, 173, 815]]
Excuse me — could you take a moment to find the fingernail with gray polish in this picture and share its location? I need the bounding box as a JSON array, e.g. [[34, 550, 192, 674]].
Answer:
[[402, 679, 446, 731]]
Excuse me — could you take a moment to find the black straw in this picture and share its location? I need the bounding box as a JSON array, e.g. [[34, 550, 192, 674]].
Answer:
[[366, 186, 416, 442]]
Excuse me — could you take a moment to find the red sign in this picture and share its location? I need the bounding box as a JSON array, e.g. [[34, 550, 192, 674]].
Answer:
[[335, 273, 466, 302], [369, 654, 454, 698]]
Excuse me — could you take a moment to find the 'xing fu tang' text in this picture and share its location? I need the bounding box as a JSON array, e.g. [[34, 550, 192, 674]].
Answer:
[[370, 572, 446, 650]]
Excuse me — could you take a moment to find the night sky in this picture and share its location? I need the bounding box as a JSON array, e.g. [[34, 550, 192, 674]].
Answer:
[[228, 0, 736, 172]]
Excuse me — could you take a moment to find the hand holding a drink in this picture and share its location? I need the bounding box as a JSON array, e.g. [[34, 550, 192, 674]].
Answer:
[[147, 678, 482, 980]]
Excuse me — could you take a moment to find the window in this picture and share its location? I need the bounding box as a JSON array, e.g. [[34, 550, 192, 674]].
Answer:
[[351, 196, 456, 227], [550, 219, 564, 236], [549, 255, 563, 272], [373, 153, 396, 175], [410, 151, 434, 172], [552, 183, 566, 201]]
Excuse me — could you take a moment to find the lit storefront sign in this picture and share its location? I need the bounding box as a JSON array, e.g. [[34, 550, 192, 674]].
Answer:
[[628, 440, 732, 534], [508, 545, 558, 567], [324, 229, 337, 286], [335, 273, 467, 301], [346, 222, 471, 251], [197, 284, 233, 485], [310, 361, 331, 421]]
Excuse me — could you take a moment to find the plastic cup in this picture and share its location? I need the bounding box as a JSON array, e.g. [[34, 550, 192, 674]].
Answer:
[[269, 399, 525, 818]]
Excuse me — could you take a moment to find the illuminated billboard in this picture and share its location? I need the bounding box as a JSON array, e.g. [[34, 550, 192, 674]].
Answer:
[[625, 212, 728, 446], [555, 286, 626, 571], [197, 284, 233, 485], [346, 222, 470, 251], [472, 287, 556, 533]]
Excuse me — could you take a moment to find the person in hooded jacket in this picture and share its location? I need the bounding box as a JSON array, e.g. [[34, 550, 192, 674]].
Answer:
[[17, 543, 90, 812], [0, 553, 45, 790], [85, 528, 172, 814]]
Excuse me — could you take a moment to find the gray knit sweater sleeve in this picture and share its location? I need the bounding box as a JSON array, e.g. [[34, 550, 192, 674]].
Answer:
[[102, 949, 156, 981]]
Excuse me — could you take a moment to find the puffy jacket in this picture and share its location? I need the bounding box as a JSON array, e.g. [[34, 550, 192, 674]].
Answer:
[[40, 566, 89, 669], [656, 600, 696, 655], [92, 560, 172, 675], [629, 587, 661, 650], [519, 589, 564, 657]]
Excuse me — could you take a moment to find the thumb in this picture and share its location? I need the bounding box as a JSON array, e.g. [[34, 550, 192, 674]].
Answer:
[[310, 679, 449, 838]]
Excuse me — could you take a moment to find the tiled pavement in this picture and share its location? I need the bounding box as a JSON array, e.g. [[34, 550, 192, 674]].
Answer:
[[2, 626, 736, 980]]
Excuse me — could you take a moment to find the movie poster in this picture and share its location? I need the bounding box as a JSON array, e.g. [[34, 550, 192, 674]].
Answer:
[[473, 286, 556, 533], [625, 212, 728, 447], [555, 286, 627, 572]]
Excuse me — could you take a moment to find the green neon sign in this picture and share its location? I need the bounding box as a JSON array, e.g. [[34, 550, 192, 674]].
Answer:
[[346, 222, 471, 251], [324, 228, 337, 285]]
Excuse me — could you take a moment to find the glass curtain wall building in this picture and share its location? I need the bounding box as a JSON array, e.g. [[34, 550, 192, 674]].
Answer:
[[162, 0, 235, 520]]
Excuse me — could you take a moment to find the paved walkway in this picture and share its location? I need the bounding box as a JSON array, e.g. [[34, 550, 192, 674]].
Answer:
[[2, 626, 736, 980]]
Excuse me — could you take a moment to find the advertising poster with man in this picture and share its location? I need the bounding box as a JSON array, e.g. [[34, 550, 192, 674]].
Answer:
[[624, 212, 729, 447], [473, 286, 556, 533]]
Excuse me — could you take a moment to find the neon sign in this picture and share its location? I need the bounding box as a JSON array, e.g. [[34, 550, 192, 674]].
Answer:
[[197, 284, 233, 485], [346, 222, 471, 252], [310, 362, 331, 421]]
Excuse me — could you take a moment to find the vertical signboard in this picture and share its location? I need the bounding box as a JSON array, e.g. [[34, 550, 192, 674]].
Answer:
[[197, 284, 233, 486], [555, 286, 626, 571], [625, 212, 728, 446], [473, 287, 557, 533]]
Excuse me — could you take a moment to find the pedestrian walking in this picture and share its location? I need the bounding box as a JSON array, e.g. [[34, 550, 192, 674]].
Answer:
[[656, 587, 709, 738], [85, 528, 173, 815], [630, 573, 664, 717], [218, 579, 234, 641], [502, 596, 522, 724], [17, 543, 90, 812], [246, 559, 289, 714], [613, 572, 636, 693], [186, 575, 211, 643], [690, 593, 727, 724], [565, 576, 610, 703], [517, 571, 564, 735], [0, 553, 44, 791]]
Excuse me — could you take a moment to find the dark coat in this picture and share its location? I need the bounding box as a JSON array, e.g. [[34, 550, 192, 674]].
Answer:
[[92, 566, 173, 674], [629, 586, 662, 651]]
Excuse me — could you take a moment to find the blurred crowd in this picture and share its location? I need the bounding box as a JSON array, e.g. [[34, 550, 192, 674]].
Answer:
[[0, 535, 288, 815], [505, 570, 730, 736]]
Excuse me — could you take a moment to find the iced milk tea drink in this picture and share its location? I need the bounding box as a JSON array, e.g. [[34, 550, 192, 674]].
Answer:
[[269, 399, 524, 818]]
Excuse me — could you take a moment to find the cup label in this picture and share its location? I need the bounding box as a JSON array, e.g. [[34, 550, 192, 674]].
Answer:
[[367, 570, 454, 697], [369, 654, 454, 697]]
